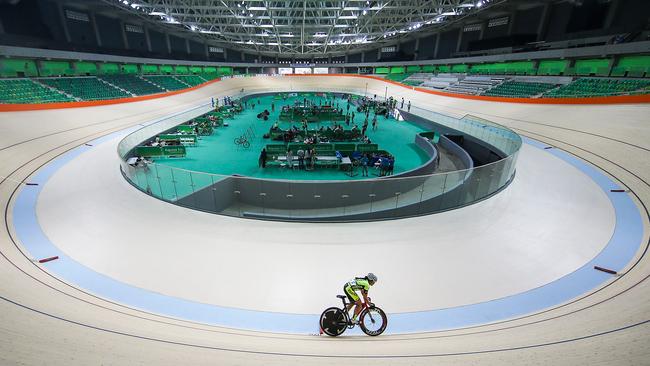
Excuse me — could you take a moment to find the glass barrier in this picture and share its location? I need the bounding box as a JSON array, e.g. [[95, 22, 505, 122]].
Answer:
[[117, 94, 522, 222]]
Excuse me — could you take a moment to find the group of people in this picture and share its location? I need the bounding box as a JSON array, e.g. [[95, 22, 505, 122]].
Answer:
[[145, 136, 180, 147], [287, 147, 317, 170], [258, 94, 398, 175], [243, 98, 261, 110], [258, 147, 317, 170], [222, 95, 236, 106], [359, 153, 395, 177]]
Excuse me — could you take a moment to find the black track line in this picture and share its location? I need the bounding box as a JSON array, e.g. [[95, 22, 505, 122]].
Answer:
[[0, 100, 207, 152], [1, 121, 649, 343], [1, 294, 648, 359], [1, 104, 649, 347], [409, 101, 650, 154]]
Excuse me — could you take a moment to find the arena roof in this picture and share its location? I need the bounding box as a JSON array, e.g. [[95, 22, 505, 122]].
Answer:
[[104, 0, 514, 56]]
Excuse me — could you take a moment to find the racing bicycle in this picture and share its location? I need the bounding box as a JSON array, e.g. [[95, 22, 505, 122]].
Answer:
[[233, 134, 250, 148], [319, 294, 387, 336]]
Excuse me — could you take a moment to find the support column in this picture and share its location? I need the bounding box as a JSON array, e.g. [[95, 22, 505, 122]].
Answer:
[[186, 38, 191, 54], [144, 27, 152, 53], [56, 3, 72, 43], [455, 26, 463, 54], [89, 12, 102, 47], [414, 38, 420, 61], [0, 14, 5, 34], [507, 12, 516, 36], [119, 21, 129, 49], [536, 4, 551, 42], [603, 0, 620, 30], [165, 32, 171, 54], [433, 33, 440, 59]]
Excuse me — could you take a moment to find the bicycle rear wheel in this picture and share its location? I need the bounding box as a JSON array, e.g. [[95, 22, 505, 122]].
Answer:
[[320, 307, 347, 337], [243, 140, 250, 148], [359, 307, 387, 336]]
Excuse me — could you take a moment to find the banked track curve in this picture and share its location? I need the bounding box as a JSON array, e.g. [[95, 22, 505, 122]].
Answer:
[[1, 75, 649, 365]]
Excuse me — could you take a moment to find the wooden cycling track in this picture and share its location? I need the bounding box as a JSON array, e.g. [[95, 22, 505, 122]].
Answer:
[[0, 75, 649, 365]]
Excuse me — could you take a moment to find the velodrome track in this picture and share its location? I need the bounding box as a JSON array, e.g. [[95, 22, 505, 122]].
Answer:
[[1, 75, 650, 365]]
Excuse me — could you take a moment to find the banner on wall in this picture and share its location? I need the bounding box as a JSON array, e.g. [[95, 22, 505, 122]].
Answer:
[[313, 67, 329, 74], [279, 67, 293, 74], [294, 67, 312, 74]]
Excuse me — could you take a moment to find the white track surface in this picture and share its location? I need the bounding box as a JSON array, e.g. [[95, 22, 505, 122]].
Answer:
[[1, 75, 650, 364], [37, 138, 613, 313]]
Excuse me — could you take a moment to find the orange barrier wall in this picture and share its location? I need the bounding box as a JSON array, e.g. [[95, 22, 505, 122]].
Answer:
[[0, 77, 222, 112], [2, 74, 649, 112]]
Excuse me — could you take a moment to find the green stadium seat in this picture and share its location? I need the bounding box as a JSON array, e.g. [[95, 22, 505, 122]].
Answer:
[[39, 77, 131, 101], [0, 79, 74, 104], [39, 60, 74, 77], [73, 62, 98, 76], [611, 56, 650, 78], [385, 73, 412, 82], [175, 75, 209, 86], [451, 64, 468, 73], [543, 78, 650, 98], [121, 64, 139, 74], [140, 65, 160, 74], [98, 63, 120, 75], [175, 66, 190, 75], [483, 81, 557, 98], [420, 65, 435, 72], [142, 75, 190, 91], [574, 59, 611, 76], [0, 59, 39, 77], [537, 60, 569, 76], [99, 74, 165, 95], [375, 67, 390, 74]]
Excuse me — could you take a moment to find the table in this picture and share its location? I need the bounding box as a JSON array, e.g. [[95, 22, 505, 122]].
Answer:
[[340, 157, 357, 177]]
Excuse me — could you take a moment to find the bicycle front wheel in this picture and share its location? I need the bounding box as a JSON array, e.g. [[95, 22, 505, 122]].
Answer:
[[243, 140, 251, 149], [320, 307, 347, 337], [359, 307, 387, 336]]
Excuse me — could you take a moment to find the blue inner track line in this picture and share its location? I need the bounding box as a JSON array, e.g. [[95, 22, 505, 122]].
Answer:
[[12, 128, 643, 335]]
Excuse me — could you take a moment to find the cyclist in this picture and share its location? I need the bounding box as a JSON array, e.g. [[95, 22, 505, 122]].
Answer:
[[344, 273, 378, 324]]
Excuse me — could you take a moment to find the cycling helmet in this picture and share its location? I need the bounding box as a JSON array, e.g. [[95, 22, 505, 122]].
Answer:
[[367, 273, 378, 285]]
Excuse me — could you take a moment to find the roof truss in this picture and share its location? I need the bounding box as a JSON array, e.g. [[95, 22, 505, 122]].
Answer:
[[106, 0, 503, 56]]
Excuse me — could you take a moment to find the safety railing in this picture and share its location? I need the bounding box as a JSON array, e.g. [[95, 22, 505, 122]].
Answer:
[[117, 93, 522, 222]]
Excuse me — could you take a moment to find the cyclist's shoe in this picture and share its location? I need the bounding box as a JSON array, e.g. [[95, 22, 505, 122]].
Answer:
[[351, 318, 360, 325]]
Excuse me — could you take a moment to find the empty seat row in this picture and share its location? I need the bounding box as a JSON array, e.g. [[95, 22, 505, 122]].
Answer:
[[99, 75, 165, 95], [483, 81, 558, 98], [0, 79, 74, 103], [142, 75, 189, 91], [543, 78, 650, 98], [39, 77, 130, 101], [175, 75, 208, 86]]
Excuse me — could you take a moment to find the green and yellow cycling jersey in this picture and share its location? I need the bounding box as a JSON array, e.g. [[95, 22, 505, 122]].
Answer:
[[347, 278, 371, 292], [344, 277, 370, 302]]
